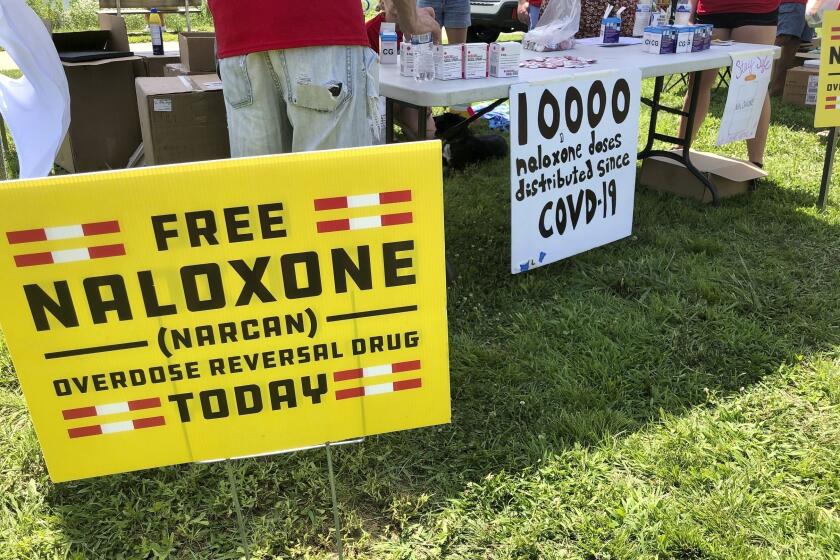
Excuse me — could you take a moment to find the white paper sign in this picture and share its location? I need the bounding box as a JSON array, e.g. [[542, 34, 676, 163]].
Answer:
[[510, 69, 642, 274], [717, 50, 774, 146]]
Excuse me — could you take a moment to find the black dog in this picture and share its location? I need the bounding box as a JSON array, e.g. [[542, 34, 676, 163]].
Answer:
[[434, 113, 508, 171]]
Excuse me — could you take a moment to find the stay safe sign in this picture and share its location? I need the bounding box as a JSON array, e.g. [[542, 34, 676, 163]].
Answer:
[[0, 142, 450, 482], [510, 69, 641, 273], [816, 11, 840, 128]]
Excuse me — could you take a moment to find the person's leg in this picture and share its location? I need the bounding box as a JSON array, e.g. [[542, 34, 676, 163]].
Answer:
[[277, 46, 377, 152], [218, 52, 288, 157], [445, 27, 468, 43], [679, 27, 731, 142], [528, 5, 540, 30], [443, 0, 471, 43], [770, 35, 801, 96], [396, 103, 436, 139], [731, 24, 777, 164], [770, 3, 805, 97]]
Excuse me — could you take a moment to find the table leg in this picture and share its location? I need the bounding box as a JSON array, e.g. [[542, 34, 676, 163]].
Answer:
[[417, 106, 428, 141], [638, 71, 720, 206], [385, 98, 395, 144], [818, 126, 837, 210]]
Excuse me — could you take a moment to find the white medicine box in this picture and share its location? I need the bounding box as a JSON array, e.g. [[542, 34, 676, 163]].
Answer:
[[463, 43, 488, 79], [489, 42, 520, 78], [435, 44, 463, 80]]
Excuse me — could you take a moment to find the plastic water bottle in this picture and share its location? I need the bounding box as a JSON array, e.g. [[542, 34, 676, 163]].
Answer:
[[412, 33, 435, 82], [149, 8, 164, 56], [674, 0, 691, 24]]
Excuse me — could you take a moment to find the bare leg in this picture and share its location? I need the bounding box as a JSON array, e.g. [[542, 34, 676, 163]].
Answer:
[[445, 27, 468, 44], [397, 103, 436, 140], [770, 34, 801, 97], [732, 24, 777, 164], [679, 27, 732, 143]]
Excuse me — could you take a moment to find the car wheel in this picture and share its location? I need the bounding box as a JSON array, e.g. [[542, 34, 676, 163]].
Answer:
[[466, 26, 500, 43]]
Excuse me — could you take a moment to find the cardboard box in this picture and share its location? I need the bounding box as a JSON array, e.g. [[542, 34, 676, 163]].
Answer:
[[179, 32, 217, 73], [137, 53, 181, 77], [783, 66, 819, 107], [135, 75, 230, 166], [163, 62, 204, 77], [639, 150, 767, 203], [54, 14, 142, 173]]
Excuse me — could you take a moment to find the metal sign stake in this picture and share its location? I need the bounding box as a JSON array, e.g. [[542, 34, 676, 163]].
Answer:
[[224, 460, 252, 560], [325, 442, 345, 560]]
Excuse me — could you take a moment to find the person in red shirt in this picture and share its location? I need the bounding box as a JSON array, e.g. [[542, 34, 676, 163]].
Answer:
[[209, 0, 439, 156], [679, 0, 780, 168]]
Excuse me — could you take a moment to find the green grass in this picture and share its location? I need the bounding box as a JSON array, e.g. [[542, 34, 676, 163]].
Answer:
[[1, 78, 839, 558]]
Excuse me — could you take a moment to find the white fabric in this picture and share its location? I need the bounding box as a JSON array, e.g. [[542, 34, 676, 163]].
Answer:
[[0, 0, 70, 179]]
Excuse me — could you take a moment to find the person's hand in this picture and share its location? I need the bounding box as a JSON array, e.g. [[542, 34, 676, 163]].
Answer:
[[517, 0, 530, 24], [412, 7, 442, 43], [392, 0, 442, 43]]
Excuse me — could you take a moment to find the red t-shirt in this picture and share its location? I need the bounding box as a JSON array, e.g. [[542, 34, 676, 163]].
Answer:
[[696, 0, 780, 14], [365, 13, 404, 53], [529, 0, 542, 7], [209, 0, 368, 58]]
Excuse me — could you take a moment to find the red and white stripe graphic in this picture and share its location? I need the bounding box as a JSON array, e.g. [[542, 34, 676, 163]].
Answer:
[[335, 378, 422, 400], [314, 189, 412, 211], [317, 212, 413, 233], [14, 243, 125, 267], [6, 220, 120, 244], [831, 26, 840, 41], [68, 416, 165, 439], [826, 96, 839, 110], [62, 397, 161, 420], [334, 360, 421, 382]]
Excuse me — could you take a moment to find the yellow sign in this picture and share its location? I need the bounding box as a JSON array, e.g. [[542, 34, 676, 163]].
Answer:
[[815, 11, 840, 127], [0, 142, 449, 482]]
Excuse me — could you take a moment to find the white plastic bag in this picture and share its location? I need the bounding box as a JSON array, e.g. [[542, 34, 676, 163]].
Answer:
[[0, 0, 70, 179], [805, 0, 839, 26], [522, 0, 581, 52]]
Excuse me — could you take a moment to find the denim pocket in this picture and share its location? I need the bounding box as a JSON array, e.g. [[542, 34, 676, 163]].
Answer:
[[219, 55, 253, 109], [287, 47, 353, 113]]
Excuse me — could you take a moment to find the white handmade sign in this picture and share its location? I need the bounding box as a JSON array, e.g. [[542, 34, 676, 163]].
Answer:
[[717, 49, 774, 146], [510, 69, 641, 273]]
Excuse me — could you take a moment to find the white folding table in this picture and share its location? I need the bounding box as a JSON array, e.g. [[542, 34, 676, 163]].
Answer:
[[380, 41, 780, 205]]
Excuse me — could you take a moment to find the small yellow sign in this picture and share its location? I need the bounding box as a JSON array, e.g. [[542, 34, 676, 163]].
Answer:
[[0, 142, 449, 482], [815, 11, 840, 127]]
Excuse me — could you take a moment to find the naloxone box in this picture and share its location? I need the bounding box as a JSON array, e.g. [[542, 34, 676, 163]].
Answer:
[[435, 44, 463, 80], [489, 41, 520, 78], [135, 75, 230, 165], [463, 43, 488, 78], [400, 41, 416, 77]]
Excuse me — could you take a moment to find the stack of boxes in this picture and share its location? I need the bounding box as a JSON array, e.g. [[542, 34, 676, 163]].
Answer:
[[395, 41, 520, 80], [643, 24, 712, 54], [135, 31, 229, 166], [53, 15, 228, 172]]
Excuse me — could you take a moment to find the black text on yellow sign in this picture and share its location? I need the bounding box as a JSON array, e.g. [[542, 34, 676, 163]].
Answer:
[[0, 142, 449, 482], [816, 11, 840, 128]]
